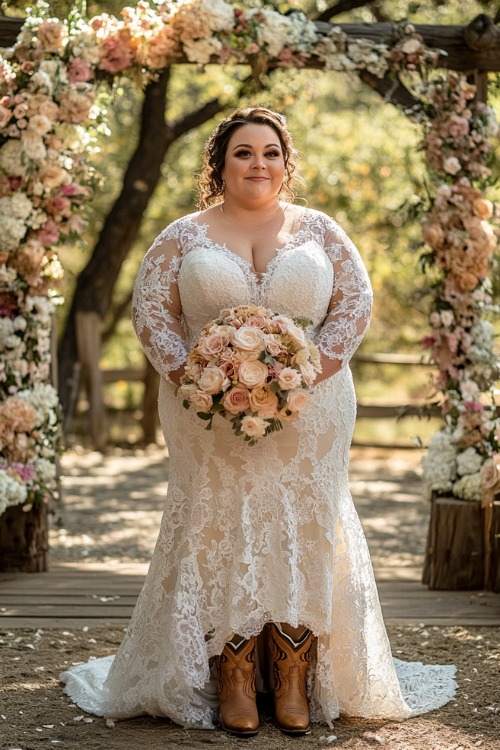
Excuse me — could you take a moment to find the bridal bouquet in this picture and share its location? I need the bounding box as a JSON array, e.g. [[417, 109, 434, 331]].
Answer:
[[178, 305, 322, 443]]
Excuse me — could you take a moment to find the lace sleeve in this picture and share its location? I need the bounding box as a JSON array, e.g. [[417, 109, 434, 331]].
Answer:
[[131, 229, 188, 381], [315, 216, 373, 365]]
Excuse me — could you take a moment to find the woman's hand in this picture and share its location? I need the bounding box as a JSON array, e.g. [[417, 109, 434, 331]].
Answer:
[[313, 353, 342, 386], [169, 365, 186, 387]]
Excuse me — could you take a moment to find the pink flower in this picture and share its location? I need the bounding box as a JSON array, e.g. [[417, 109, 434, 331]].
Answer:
[[99, 36, 135, 74], [464, 401, 484, 414], [37, 219, 60, 246], [222, 386, 251, 415], [67, 57, 94, 83]]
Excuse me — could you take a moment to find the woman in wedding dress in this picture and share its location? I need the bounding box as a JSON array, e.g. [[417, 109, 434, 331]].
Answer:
[[61, 107, 456, 736]]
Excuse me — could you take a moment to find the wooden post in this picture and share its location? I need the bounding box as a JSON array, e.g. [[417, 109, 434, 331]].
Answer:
[[0, 503, 48, 572], [489, 500, 500, 593], [422, 496, 485, 590], [75, 311, 106, 450]]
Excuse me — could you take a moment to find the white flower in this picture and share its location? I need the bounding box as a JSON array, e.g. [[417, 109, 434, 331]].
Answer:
[[456, 447, 483, 476], [401, 38, 422, 54], [459, 380, 479, 400], [200, 0, 234, 32], [249, 8, 293, 58], [0, 193, 33, 221], [17, 384, 59, 427], [422, 430, 456, 499], [443, 156, 462, 175], [183, 37, 223, 64], [22, 133, 47, 161], [35, 458, 56, 483], [0, 216, 27, 251], [0, 140, 27, 176], [440, 310, 454, 327], [0, 471, 28, 514], [452, 472, 482, 501]]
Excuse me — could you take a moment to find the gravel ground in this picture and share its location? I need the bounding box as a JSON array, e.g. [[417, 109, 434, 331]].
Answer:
[[1, 446, 499, 749]]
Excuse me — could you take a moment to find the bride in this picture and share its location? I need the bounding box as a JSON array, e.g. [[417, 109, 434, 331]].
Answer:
[[61, 106, 456, 737]]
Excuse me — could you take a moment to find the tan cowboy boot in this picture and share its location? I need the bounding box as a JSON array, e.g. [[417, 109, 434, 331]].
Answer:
[[269, 623, 316, 735], [216, 636, 259, 737]]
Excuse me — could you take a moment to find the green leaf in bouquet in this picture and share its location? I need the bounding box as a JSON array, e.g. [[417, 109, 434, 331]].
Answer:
[[269, 381, 281, 393], [293, 316, 313, 329], [197, 412, 213, 420], [182, 400, 190, 410]]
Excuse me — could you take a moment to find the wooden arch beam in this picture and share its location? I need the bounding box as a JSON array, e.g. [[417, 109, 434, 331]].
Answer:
[[0, 13, 499, 71]]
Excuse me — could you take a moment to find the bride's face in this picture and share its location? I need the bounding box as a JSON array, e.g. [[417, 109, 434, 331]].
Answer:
[[222, 123, 285, 204]]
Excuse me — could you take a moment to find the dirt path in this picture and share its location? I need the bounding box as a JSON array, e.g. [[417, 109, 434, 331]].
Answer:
[[1, 447, 499, 749]]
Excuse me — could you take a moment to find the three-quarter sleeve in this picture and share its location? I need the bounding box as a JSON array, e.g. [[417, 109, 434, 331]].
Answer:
[[314, 216, 373, 366], [131, 231, 188, 381]]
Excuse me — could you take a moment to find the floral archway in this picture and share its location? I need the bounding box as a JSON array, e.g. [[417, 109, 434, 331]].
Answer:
[[0, 2, 498, 571]]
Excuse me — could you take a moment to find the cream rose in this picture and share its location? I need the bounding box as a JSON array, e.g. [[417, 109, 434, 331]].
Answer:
[[189, 390, 213, 413], [237, 360, 268, 389], [222, 386, 251, 415], [177, 383, 198, 400], [286, 389, 310, 413], [27, 114, 52, 136], [248, 386, 279, 418], [232, 326, 265, 353], [197, 366, 227, 394], [240, 415, 267, 439], [277, 367, 302, 390]]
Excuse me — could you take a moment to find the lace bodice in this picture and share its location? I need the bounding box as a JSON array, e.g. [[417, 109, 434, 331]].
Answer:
[[132, 207, 373, 379]]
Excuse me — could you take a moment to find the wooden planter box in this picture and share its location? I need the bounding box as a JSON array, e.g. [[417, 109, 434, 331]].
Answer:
[[423, 495, 500, 591], [0, 502, 48, 572]]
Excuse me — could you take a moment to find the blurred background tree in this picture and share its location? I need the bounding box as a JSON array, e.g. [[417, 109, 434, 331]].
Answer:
[[2, 0, 499, 446]]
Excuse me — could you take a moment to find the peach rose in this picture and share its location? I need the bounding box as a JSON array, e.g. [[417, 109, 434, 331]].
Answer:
[[286, 389, 310, 413], [454, 272, 478, 293], [298, 362, 317, 386], [197, 331, 232, 359], [248, 386, 278, 419], [422, 222, 445, 248], [232, 326, 265, 353], [1, 397, 37, 432], [264, 334, 285, 358], [480, 455, 500, 491], [240, 415, 267, 439], [277, 367, 302, 390], [472, 198, 493, 220], [222, 386, 251, 415], [197, 366, 227, 394], [189, 390, 213, 413], [38, 165, 67, 189], [27, 114, 52, 136], [39, 100, 60, 120], [59, 92, 93, 124], [237, 360, 268, 389]]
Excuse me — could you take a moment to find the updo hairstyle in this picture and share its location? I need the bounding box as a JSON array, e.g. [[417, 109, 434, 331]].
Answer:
[[197, 106, 301, 209]]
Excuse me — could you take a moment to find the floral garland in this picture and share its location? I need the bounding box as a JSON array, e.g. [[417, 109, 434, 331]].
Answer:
[[419, 73, 500, 504], [0, 0, 497, 518]]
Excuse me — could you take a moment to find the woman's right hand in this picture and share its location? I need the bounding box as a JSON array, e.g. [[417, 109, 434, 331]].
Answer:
[[169, 365, 186, 387]]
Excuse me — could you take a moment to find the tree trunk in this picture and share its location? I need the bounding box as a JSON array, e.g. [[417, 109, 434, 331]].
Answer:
[[0, 504, 48, 572], [422, 496, 485, 590], [489, 501, 500, 593], [58, 69, 171, 424]]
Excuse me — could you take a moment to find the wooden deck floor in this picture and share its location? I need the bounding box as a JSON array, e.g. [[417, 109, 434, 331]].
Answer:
[[1, 561, 499, 628]]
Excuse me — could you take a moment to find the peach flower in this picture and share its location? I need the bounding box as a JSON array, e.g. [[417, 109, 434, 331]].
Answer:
[[472, 198, 493, 220], [38, 21, 67, 52], [286, 389, 310, 413], [277, 367, 302, 390], [264, 334, 285, 357], [237, 360, 268, 389], [298, 362, 317, 386], [59, 92, 93, 124], [197, 366, 227, 394], [197, 330, 232, 359], [240, 415, 267, 439], [422, 222, 445, 248], [189, 391, 213, 413], [222, 386, 251, 415], [248, 386, 278, 419], [177, 383, 197, 400], [480, 456, 500, 491]]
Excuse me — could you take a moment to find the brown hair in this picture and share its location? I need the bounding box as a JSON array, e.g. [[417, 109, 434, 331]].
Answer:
[[197, 107, 301, 209]]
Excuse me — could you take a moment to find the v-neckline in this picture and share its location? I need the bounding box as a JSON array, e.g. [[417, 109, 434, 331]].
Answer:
[[190, 205, 308, 283]]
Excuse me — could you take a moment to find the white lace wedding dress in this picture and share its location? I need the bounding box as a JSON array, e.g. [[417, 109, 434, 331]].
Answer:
[[61, 206, 456, 728]]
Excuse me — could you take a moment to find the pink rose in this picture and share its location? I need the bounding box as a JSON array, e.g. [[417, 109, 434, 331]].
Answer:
[[197, 331, 231, 359], [240, 415, 267, 439], [189, 391, 213, 413], [68, 57, 93, 84], [0, 105, 11, 128], [237, 360, 268, 388], [197, 366, 227, 394], [446, 114, 470, 139], [277, 367, 302, 390], [222, 386, 251, 415], [264, 334, 285, 358], [248, 386, 279, 419]]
